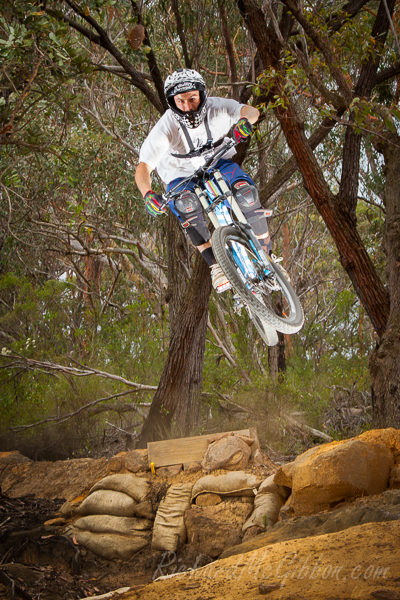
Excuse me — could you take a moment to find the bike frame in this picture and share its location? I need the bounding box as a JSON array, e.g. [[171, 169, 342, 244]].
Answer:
[[164, 140, 273, 289], [194, 173, 261, 281]]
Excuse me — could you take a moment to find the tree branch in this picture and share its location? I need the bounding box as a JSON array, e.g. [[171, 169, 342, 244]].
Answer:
[[81, 105, 139, 157], [170, 0, 192, 67], [261, 109, 345, 202], [338, 0, 395, 219], [129, 0, 167, 109], [375, 60, 400, 85], [45, 1, 164, 113], [327, 0, 371, 32], [217, 0, 239, 99], [282, 0, 353, 104]]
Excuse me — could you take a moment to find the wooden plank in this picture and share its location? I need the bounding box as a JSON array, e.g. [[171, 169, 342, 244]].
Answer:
[[248, 427, 261, 455], [147, 429, 252, 468]]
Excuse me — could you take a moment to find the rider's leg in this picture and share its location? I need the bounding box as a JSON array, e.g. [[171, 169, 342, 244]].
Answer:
[[231, 180, 272, 255], [231, 180, 292, 279], [173, 190, 212, 255], [171, 190, 231, 292], [214, 160, 273, 256]]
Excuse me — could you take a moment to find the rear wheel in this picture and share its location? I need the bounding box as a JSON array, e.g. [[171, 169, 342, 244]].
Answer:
[[212, 225, 304, 334]]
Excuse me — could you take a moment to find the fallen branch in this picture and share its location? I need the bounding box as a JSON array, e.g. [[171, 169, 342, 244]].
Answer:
[[284, 413, 333, 443], [105, 420, 140, 439], [206, 318, 251, 383], [215, 392, 250, 415], [10, 389, 152, 432]]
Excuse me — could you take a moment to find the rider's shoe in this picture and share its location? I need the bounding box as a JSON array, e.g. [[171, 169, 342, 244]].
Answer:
[[270, 253, 283, 264], [210, 264, 231, 293]]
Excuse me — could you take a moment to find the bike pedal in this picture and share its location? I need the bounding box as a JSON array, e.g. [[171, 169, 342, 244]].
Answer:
[[232, 294, 244, 313], [270, 253, 283, 263]]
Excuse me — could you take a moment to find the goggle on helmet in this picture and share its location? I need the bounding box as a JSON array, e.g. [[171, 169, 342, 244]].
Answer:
[[164, 69, 207, 129]]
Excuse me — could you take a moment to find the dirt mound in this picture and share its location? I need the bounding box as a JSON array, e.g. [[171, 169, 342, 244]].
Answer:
[[121, 520, 400, 600], [221, 488, 400, 558], [1, 429, 400, 599]]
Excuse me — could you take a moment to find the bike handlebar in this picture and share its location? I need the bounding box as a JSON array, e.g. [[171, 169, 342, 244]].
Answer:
[[161, 138, 237, 205]]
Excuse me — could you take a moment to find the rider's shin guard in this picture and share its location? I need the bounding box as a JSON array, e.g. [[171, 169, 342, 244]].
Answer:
[[232, 181, 272, 255]]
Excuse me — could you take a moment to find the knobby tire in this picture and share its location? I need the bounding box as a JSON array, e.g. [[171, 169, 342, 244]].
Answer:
[[212, 225, 304, 335], [249, 310, 279, 346]]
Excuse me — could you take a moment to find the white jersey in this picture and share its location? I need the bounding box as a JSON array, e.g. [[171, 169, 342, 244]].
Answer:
[[138, 97, 244, 185]]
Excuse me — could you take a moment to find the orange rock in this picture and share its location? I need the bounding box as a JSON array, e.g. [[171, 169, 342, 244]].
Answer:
[[156, 464, 183, 477], [390, 463, 400, 488], [125, 449, 149, 473], [358, 428, 400, 459], [273, 461, 294, 487], [289, 437, 394, 515], [0, 450, 31, 464]]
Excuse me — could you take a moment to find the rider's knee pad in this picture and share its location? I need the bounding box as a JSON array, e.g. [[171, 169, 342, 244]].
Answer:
[[174, 190, 210, 245], [232, 180, 268, 236], [174, 190, 201, 216], [232, 180, 260, 211]]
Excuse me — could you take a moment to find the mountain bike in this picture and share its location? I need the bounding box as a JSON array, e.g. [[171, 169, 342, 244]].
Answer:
[[163, 138, 304, 345]]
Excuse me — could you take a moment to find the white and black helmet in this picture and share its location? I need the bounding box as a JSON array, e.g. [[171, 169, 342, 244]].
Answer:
[[164, 68, 207, 128]]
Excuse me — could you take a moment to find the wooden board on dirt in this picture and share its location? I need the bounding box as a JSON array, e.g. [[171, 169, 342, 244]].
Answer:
[[147, 428, 260, 468]]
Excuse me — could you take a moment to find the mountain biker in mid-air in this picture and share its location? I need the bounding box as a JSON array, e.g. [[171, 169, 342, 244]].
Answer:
[[135, 68, 273, 293]]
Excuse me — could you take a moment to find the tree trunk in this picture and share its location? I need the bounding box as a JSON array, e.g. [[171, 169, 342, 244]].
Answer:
[[369, 133, 400, 426], [136, 242, 211, 445], [237, 0, 390, 337], [268, 331, 286, 382]]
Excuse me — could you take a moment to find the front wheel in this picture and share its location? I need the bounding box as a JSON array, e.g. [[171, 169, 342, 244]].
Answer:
[[249, 310, 279, 346], [212, 225, 304, 335]]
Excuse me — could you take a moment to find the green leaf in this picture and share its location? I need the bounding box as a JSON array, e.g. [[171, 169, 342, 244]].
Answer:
[[49, 32, 59, 45]]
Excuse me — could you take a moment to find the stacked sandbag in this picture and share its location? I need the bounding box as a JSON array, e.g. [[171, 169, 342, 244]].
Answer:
[[66, 473, 153, 560], [201, 434, 253, 472], [191, 471, 261, 501], [152, 483, 193, 552], [242, 474, 290, 537], [185, 471, 261, 558]]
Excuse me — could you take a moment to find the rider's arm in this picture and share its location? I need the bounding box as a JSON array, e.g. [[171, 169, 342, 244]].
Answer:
[[240, 104, 260, 125], [135, 161, 153, 197], [135, 161, 165, 216]]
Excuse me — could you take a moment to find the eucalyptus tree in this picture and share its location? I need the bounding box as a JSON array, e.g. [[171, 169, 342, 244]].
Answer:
[[237, 0, 400, 425], [3, 0, 392, 450], [1, 0, 258, 443]]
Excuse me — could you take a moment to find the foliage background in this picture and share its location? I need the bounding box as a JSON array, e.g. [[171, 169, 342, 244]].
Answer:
[[1, 0, 394, 459]]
